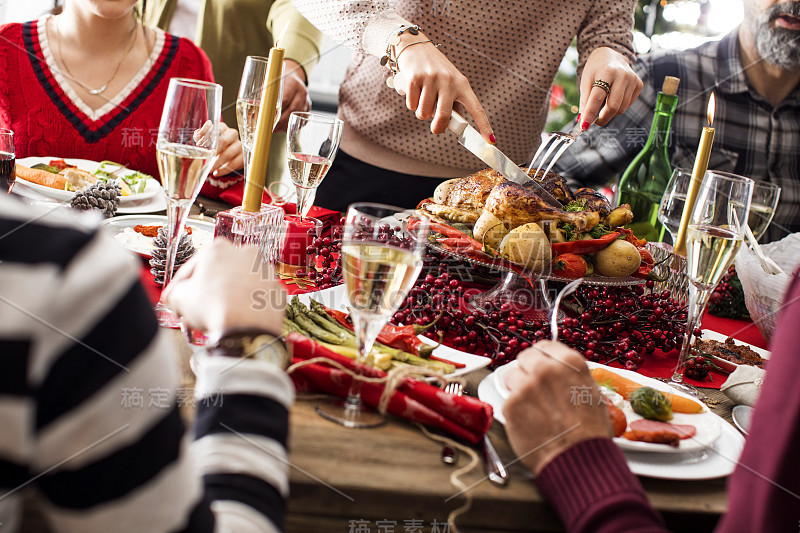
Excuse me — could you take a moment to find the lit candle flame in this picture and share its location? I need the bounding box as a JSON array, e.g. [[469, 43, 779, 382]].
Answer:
[[707, 92, 715, 127]]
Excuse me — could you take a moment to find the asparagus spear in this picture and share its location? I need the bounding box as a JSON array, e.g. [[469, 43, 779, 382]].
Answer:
[[290, 299, 456, 374]]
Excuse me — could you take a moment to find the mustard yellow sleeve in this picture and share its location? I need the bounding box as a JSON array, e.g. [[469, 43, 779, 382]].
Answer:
[[268, 0, 323, 80]]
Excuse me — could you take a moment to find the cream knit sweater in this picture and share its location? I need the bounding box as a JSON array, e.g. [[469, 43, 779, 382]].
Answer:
[[293, 0, 636, 178]]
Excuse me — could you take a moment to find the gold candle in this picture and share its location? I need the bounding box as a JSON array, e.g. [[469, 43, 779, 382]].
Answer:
[[243, 46, 285, 212], [673, 93, 716, 255]]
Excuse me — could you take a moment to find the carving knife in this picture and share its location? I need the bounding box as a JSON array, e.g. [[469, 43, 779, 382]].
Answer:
[[447, 112, 563, 208]]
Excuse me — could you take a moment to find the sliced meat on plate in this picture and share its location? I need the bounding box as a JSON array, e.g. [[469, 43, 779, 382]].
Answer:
[[623, 419, 697, 447]]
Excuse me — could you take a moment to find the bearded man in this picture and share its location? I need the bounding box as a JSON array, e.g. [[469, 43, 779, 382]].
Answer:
[[555, 0, 800, 243]]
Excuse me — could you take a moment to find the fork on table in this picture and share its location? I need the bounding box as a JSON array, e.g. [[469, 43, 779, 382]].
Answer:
[[440, 382, 509, 486]]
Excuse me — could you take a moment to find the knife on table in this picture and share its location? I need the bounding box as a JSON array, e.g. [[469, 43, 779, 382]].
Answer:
[[447, 112, 563, 208]]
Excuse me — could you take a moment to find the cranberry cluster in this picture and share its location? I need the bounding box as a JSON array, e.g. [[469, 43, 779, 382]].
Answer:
[[708, 266, 750, 320], [390, 249, 689, 370], [684, 354, 712, 380], [303, 221, 343, 290], [553, 283, 689, 370]]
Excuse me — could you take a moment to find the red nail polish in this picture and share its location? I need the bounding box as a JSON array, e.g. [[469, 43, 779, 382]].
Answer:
[[489, 134, 496, 144], [581, 121, 590, 131], [576, 113, 581, 122]]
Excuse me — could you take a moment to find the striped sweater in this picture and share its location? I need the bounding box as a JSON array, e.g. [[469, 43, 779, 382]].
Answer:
[[0, 196, 292, 532]]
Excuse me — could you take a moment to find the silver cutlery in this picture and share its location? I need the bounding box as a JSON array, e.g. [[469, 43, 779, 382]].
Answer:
[[441, 382, 509, 486]]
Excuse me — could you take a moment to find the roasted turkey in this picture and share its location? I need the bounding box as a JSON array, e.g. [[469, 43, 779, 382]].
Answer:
[[424, 166, 632, 232], [484, 182, 600, 233]]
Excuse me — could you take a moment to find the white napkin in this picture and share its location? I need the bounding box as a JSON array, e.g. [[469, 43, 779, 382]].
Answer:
[[720, 365, 766, 406]]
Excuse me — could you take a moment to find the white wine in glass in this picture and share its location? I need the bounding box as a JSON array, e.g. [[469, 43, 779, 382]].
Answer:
[[236, 56, 284, 183], [341, 244, 422, 319], [746, 181, 780, 240], [286, 112, 343, 218], [671, 170, 753, 396], [154, 78, 222, 327], [316, 203, 429, 428], [157, 142, 217, 200]]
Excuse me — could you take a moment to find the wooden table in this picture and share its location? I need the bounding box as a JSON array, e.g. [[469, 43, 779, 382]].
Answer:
[[170, 333, 734, 533]]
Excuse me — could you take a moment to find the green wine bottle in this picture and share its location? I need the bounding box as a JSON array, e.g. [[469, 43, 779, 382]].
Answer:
[[615, 76, 680, 243]]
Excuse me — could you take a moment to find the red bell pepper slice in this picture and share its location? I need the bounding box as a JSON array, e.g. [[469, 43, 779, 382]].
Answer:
[[550, 232, 619, 255], [617, 227, 648, 248], [633, 247, 656, 278], [323, 307, 436, 357]]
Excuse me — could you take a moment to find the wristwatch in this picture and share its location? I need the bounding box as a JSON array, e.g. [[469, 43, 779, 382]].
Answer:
[[207, 330, 290, 369]]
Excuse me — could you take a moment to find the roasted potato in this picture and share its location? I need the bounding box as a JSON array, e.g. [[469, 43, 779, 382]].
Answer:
[[498, 222, 551, 272], [605, 204, 634, 227], [473, 210, 509, 249], [593, 239, 641, 277]]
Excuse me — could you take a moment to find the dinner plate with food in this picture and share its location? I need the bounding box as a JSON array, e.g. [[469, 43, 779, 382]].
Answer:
[[479, 361, 744, 479], [696, 330, 769, 373], [416, 167, 654, 283], [103, 215, 215, 258], [488, 360, 722, 453], [14, 157, 162, 205], [294, 285, 492, 378]]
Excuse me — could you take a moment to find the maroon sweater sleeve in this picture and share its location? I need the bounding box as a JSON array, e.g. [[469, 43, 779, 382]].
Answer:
[[715, 270, 800, 532], [536, 438, 667, 533]]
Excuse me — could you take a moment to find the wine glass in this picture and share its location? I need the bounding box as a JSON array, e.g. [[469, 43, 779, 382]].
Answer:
[[286, 112, 343, 219], [670, 170, 754, 396], [236, 56, 285, 183], [0, 129, 15, 194], [154, 78, 222, 327], [315, 203, 429, 428], [747, 181, 780, 241], [657, 168, 692, 245]]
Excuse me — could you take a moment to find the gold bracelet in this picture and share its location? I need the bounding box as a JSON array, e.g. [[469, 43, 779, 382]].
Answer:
[[380, 28, 441, 90], [380, 24, 420, 69], [395, 39, 438, 64]]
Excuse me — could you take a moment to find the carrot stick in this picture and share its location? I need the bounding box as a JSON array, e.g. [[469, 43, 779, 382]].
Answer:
[[15, 165, 70, 190], [590, 367, 704, 414]]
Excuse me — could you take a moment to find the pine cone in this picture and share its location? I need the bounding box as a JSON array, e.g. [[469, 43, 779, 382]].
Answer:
[[70, 181, 121, 218], [150, 227, 196, 286]]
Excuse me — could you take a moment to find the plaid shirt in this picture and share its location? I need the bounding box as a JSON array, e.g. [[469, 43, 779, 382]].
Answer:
[[554, 30, 800, 242]]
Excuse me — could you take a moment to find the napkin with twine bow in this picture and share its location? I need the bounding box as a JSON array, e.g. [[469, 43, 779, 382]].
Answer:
[[285, 333, 493, 443], [721, 365, 766, 407]]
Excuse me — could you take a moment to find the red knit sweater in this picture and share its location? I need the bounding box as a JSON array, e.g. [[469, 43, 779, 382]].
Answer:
[[0, 19, 236, 197]]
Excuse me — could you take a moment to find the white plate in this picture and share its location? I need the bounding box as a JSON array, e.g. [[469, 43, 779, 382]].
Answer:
[[731, 405, 753, 435], [477, 369, 745, 480], [296, 285, 492, 378], [16, 157, 162, 204], [484, 360, 722, 454], [11, 180, 167, 214], [699, 330, 770, 372], [102, 215, 215, 257]]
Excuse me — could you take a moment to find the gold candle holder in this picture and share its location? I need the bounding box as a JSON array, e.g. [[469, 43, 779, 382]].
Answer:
[[673, 93, 716, 255]]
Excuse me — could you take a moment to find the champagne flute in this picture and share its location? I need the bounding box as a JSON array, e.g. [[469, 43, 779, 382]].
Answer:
[[154, 78, 222, 327], [315, 203, 429, 428], [657, 168, 692, 245], [236, 56, 285, 182], [670, 170, 753, 396], [747, 181, 780, 241], [286, 112, 343, 219], [0, 129, 15, 194]]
